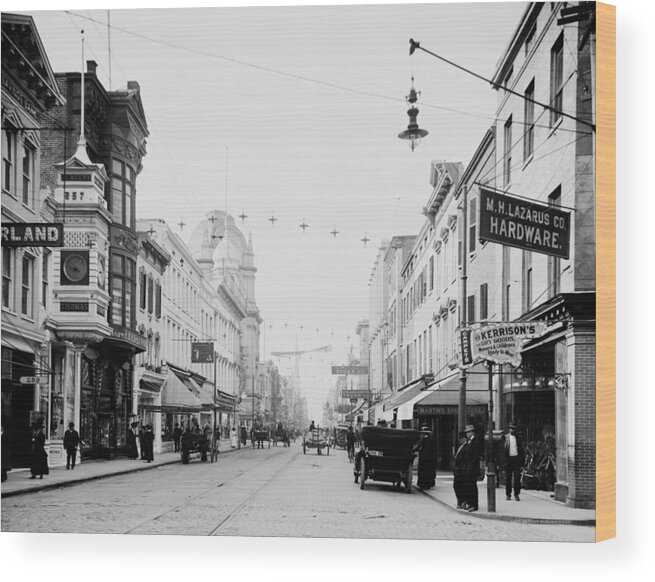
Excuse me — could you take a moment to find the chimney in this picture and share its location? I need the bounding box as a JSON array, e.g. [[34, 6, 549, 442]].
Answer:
[[86, 60, 97, 75]]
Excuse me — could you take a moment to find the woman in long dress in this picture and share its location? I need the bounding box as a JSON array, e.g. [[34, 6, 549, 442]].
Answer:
[[29, 426, 49, 479], [230, 427, 238, 448]]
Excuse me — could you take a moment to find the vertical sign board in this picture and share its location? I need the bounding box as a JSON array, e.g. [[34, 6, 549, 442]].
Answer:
[[478, 188, 571, 259], [191, 342, 214, 363]]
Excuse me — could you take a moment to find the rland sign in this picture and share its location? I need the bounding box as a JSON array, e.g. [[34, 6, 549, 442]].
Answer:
[[470, 322, 547, 367], [479, 188, 570, 259], [1, 223, 64, 247]]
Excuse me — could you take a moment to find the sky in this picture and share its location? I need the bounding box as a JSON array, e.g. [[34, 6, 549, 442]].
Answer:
[[19, 1, 528, 419]]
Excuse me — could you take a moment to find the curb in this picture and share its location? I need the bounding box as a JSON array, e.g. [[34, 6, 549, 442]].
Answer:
[[415, 486, 596, 526], [1, 446, 244, 499]]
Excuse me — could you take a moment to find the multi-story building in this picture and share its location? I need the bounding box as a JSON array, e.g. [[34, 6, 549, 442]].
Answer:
[[489, 1, 596, 508], [1, 13, 65, 467], [36, 57, 149, 462], [366, 241, 389, 401]]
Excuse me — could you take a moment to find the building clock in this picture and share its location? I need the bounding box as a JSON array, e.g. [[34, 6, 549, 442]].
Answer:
[[60, 251, 90, 285]]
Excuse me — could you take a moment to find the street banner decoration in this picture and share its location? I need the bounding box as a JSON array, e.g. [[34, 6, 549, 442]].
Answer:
[[331, 365, 368, 375], [470, 322, 547, 367], [478, 188, 570, 259], [1, 222, 64, 247], [191, 342, 214, 363]]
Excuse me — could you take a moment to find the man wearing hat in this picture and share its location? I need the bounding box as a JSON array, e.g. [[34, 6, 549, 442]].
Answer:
[[503, 422, 525, 501], [463, 424, 482, 512], [63, 422, 80, 470], [453, 430, 468, 509]]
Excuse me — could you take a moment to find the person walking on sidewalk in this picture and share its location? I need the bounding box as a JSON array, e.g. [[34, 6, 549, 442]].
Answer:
[[463, 424, 482, 512], [63, 422, 80, 470], [29, 425, 49, 480], [503, 422, 525, 501], [453, 430, 468, 509], [172, 423, 182, 452], [126, 422, 139, 459], [142, 424, 155, 462]]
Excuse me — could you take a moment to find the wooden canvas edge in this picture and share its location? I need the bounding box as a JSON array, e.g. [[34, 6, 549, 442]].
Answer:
[[596, 1, 616, 543]]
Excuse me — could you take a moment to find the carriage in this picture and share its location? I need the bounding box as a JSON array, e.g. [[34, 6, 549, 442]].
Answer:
[[180, 432, 210, 464], [303, 426, 330, 455], [354, 426, 421, 493], [335, 424, 350, 450], [252, 428, 272, 449]]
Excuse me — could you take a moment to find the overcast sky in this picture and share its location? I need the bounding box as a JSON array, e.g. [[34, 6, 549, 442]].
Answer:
[[20, 1, 527, 419]]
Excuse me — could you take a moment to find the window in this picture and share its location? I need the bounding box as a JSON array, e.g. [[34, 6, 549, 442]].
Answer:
[[504, 66, 513, 89], [550, 34, 564, 127], [110, 253, 136, 327], [140, 271, 147, 309], [155, 282, 162, 318], [21, 255, 34, 317], [429, 256, 434, 290], [3, 129, 15, 193], [22, 143, 35, 207], [111, 159, 136, 228], [480, 283, 489, 321], [41, 250, 50, 307], [2, 247, 12, 308], [467, 294, 475, 325], [504, 116, 512, 186], [502, 246, 511, 320], [524, 80, 535, 161], [525, 23, 536, 57], [548, 186, 562, 297], [147, 276, 154, 314], [522, 251, 533, 312], [428, 326, 433, 373], [469, 197, 477, 253]]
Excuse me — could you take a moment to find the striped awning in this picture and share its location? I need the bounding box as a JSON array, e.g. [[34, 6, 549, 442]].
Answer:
[[161, 370, 202, 412]]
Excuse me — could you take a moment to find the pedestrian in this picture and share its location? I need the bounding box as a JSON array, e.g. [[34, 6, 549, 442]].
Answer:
[[463, 424, 482, 512], [181, 425, 193, 464], [172, 423, 182, 453], [240, 425, 247, 446], [453, 430, 468, 509], [346, 425, 356, 462], [138, 423, 146, 460], [29, 424, 49, 479], [1, 424, 10, 482], [126, 422, 139, 459], [503, 422, 525, 501], [63, 422, 80, 470], [142, 424, 155, 462], [416, 425, 438, 490], [230, 426, 238, 448]]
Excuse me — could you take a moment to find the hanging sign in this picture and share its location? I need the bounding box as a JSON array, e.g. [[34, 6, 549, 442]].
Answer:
[[191, 342, 214, 363], [478, 188, 570, 259], [459, 328, 474, 367], [331, 365, 368, 375], [1, 223, 64, 247], [470, 322, 548, 367], [340, 390, 370, 399]]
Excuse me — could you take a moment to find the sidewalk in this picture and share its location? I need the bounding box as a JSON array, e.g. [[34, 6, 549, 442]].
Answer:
[[1, 443, 245, 499], [418, 473, 596, 526]]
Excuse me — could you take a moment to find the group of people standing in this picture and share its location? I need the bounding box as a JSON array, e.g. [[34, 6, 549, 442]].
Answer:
[[126, 422, 155, 462], [453, 422, 526, 512]]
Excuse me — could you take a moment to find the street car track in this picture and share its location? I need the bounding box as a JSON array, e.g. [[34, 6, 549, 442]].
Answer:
[[122, 447, 300, 535]]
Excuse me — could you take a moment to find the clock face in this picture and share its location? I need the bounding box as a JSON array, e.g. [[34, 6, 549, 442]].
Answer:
[[62, 253, 89, 284]]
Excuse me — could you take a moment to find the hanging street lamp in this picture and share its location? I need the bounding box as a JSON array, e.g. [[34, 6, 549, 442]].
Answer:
[[398, 75, 428, 152]]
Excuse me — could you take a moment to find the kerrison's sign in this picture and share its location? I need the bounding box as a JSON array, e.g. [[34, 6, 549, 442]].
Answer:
[[471, 322, 548, 367], [478, 188, 570, 259]]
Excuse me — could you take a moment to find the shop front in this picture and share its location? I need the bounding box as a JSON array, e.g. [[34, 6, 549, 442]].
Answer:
[[1, 340, 44, 468]]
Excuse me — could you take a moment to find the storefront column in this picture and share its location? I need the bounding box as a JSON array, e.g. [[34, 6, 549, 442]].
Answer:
[[554, 338, 569, 502], [565, 322, 596, 509], [72, 346, 83, 429]]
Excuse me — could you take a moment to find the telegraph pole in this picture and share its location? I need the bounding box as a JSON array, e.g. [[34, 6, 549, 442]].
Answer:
[[458, 185, 468, 433]]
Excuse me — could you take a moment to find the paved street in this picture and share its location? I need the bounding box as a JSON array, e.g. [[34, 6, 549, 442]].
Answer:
[[2, 445, 593, 542]]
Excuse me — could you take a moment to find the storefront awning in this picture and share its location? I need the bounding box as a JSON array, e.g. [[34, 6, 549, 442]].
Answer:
[[345, 400, 366, 420], [1, 335, 38, 355], [382, 375, 433, 412], [413, 365, 490, 415], [139, 379, 163, 394], [161, 370, 202, 412]]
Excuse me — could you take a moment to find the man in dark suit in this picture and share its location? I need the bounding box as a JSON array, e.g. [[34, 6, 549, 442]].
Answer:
[[453, 431, 468, 509], [172, 423, 182, 452], [463, 424, 482, 512], [503, 422, 525, 501], [63, 422, 80, 470], [142, 424, 155, 462]]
